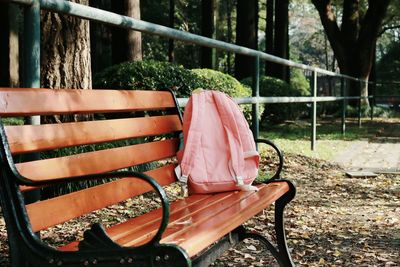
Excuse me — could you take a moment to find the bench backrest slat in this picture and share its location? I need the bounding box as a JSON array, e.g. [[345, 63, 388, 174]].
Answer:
[[16, 138, 178, 181], [0, 88, 176, 116], [0, 88, 182, 237], [26, 164, 177, 232], [5, 115, 182, 154]]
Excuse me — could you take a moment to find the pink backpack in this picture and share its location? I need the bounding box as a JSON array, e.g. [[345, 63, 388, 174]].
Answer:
[[176, 90, 260, 194]]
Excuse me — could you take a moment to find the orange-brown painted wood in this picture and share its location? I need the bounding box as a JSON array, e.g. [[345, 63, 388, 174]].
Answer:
[[6, 115, 182, 154], [26, 164, 178, 232], [0, 88, 176, 116], [58, 182, 289, 258], [16, 138, 178, 181]]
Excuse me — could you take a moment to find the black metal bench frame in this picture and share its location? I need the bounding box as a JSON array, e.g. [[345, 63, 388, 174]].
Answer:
[[0, 89, 296, 267]]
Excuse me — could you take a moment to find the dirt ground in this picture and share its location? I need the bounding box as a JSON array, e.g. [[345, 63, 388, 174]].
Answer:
[[1, 154, 399, 266]]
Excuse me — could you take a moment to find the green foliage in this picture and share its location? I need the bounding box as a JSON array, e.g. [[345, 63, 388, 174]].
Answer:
[[191, 68, 249, 96], [192, 68, 263, 121], [94, 60, 202, 97], [242, 73, 310, 124], [377, 43, 400, 96]]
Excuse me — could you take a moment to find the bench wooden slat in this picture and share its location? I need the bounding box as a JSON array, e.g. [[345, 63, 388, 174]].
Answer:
[[16, 138, 178, 181], [26, 164, 178, 232], [0, 88, 176, 116], [6, 115, 182, 154], [58, 182, 289, 257]]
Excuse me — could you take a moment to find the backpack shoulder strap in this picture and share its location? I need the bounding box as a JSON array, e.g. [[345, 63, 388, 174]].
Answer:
[[212, 91, 246, 185], [179, 92, 205, 183]]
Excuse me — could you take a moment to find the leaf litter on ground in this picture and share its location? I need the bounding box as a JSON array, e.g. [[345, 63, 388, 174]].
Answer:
[[0, 153, 399, 266]]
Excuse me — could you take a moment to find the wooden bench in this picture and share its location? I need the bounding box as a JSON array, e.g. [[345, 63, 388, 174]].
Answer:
[[0, 88, 296, 267]]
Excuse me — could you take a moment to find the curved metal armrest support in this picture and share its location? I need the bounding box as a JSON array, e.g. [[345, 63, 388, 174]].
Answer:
[[21, 171, 170, 247], [256, 138, 284, 181]]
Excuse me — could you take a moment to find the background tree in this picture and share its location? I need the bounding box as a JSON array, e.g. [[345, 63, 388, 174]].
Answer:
[[273, 0, 290, 82], [311, 0, 391, 105], [111, 0, 142, 64], [201, 0, 217, 69], [235, 0, 258, 80], [41, 0, 91, 91]]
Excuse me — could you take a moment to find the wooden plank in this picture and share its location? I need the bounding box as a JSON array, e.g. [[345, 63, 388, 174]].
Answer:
[[16, 138, 178, 181], [0, 88, 176, 116], [6, 115, 182, 154], [27, 164, 179, 232], [58, 182, 289, 257]]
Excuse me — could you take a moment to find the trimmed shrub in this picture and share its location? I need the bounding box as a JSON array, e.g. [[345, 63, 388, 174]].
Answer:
[[191, 68, 263, 121], [94, 61, 261, 121], [242, 72, 310, 124], [94, 60, 202, 97]]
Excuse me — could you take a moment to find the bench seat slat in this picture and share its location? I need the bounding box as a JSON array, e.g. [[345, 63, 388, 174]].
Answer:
[[5, 115, 182, 154], [26, 164, 178, 232], [16, 138, 178, 181], [59, 182, 289, 258], [0, 88, 176, 116]]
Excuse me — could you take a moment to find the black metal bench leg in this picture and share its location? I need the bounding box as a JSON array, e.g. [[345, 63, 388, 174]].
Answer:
[[274, 180, 296, 267]]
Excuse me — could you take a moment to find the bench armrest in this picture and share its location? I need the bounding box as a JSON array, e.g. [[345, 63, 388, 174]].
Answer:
[[255, 138, 284, 181], [15, 170, 170, 246]]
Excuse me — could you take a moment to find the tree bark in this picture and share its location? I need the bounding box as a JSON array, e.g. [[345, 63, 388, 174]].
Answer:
[[126, 0, 142, 61], [111, 0, 142, 64], [201, 0, 216, 69], [273, 0, 290, 82], [312, 0, 390, 106], [41, 0, 91, 90], [41, 0, 92, 122], [168, 0, 175, 62], [265, 0, 275, 76], [0, 3, 10, 87], [235, 0, 258, 80]]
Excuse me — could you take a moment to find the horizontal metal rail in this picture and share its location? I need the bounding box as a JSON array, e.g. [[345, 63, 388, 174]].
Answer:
[[178, 95, 372, 107], [9, 0, 364, 82]]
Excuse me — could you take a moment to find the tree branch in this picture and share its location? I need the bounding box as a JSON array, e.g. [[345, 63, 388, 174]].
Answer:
[[379, 24, 400, 36], [311, 0, 346, 70]]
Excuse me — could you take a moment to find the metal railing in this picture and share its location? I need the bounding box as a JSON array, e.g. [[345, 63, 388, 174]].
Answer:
[[6, 0, 384, 150]]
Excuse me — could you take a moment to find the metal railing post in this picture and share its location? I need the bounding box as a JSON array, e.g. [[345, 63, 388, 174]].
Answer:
[[252, 56, 260, 144], [311, 70, 317, 151], [341, 77, 346, 135], [371, 82, 375, 121], [22, 0, 41, 204]]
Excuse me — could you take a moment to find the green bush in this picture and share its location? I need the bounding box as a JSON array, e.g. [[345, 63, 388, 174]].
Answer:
[[94, 60, 202, 97], [191, 68, 263, 121], [242, 72, 310, 125], [94, 61, 261, 121]]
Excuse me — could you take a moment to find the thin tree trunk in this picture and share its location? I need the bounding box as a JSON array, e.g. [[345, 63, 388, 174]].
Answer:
[[0, 3, 10, 87], [201, 0, 216, 69], [265, 0, 275, 76], [126, 0, 142, 61], [227, 0, 232, 74], [235, 0, 258, 80], [168, 0, 175, 62], [273, 0, 289, 82]]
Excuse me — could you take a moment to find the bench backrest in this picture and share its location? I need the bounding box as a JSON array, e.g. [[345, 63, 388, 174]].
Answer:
[[0, 88, 182, 232]]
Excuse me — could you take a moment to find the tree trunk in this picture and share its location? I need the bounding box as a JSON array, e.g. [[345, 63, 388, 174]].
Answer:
[[273, 0, 289, 82], [90, 0, 112, 75], [235, 0, 258, 80], [126, 0, 142, 61], [265, 0, 275, 76], [41, 0, 92, 122], [201, 0, 216, 69], [312, 0, 390, 106], [111, 0, 142, 64], [226, 0, 232, 74], [168, 0, 175, 62], [0, 3, 10, 87]]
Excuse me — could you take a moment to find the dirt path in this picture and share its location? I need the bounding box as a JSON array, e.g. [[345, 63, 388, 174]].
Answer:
[[1, 154, 399, 266], [333, 123, 400, 173]]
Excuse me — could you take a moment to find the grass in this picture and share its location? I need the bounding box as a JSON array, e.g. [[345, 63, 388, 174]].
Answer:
[[259, 117, 400, 161]]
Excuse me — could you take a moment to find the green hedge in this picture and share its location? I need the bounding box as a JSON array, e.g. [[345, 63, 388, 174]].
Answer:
[[94, 61, 261, 121], [242, 71, 310, 124]]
